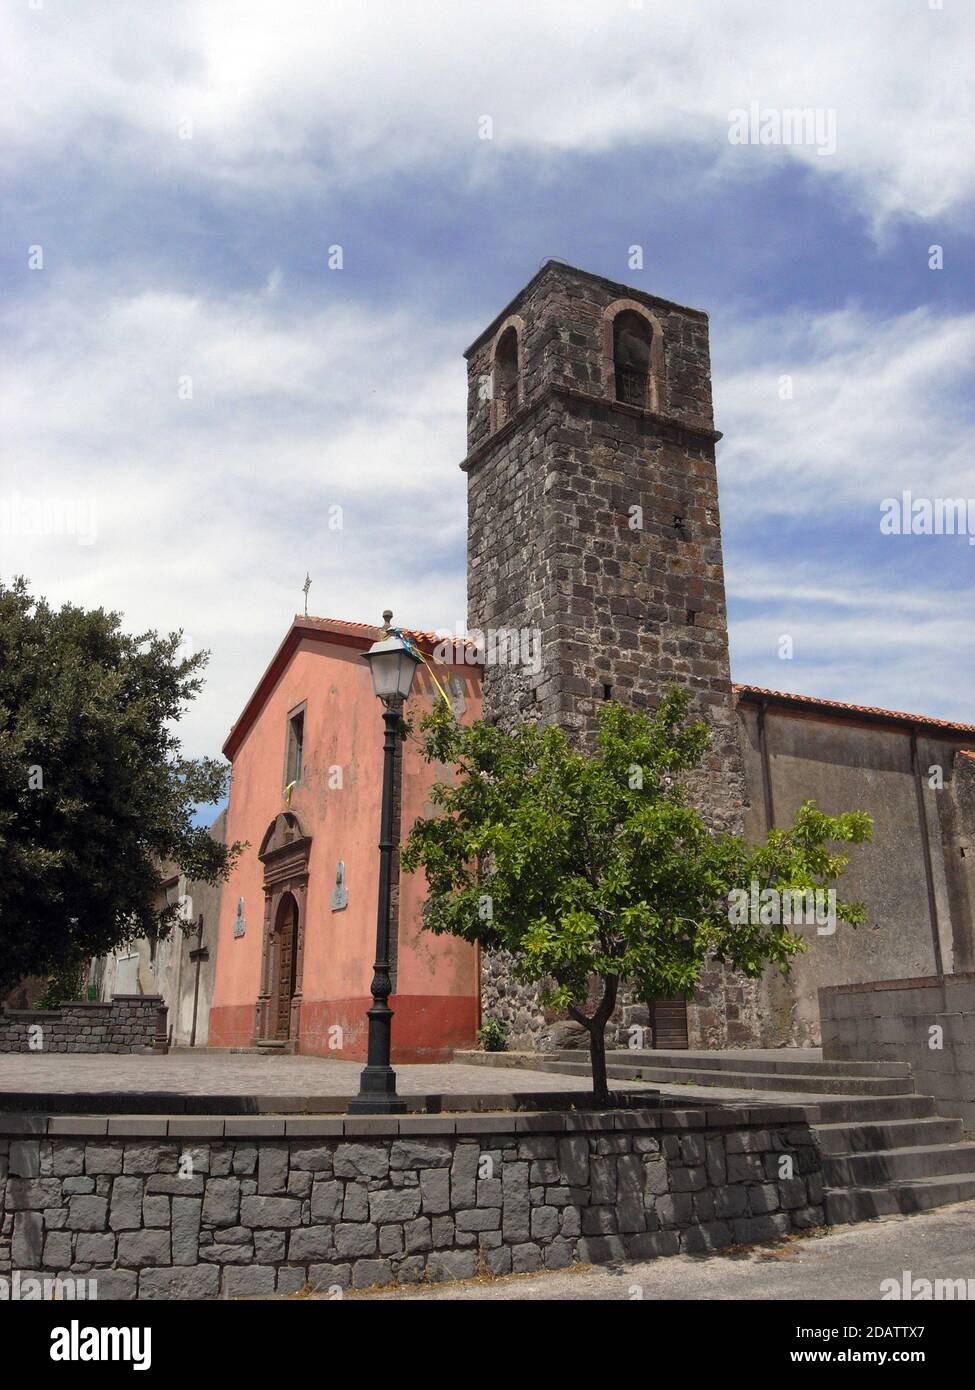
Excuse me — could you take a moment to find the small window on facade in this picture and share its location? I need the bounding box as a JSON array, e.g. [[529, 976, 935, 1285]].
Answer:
[[494, 326, 519, 428], [613, 311, 652, 407], [286, 709, 304, 787]]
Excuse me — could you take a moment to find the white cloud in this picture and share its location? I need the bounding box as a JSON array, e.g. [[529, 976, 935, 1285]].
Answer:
[[726, 556, 975, 723], [0, 278, 470, 761], [714, 304, 975, 517], [3, 1, 973, 755], [1, 0, 971, 231], [714, 305, 975, 723]]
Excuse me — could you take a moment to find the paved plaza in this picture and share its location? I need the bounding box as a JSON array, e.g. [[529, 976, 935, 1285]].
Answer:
[[0, 1048, 839, 1110], [0, 1050, 609, 1098]]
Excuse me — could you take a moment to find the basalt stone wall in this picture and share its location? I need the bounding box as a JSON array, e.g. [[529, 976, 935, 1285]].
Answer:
[[0, 996, 163, 1054], [478, 950, 550, 1051], [464, 262, 757, 1050], [464, 262, 745, 810], [821, 974, 975, 1134], [479, 950, 660, 1054], [0, 1107, 824, 1299]]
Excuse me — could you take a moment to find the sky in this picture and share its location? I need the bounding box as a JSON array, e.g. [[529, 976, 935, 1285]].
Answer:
[[2, 0, 973, 811]]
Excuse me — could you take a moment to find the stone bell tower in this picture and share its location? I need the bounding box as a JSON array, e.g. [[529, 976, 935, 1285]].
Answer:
[[461, 261, 757, 1050]]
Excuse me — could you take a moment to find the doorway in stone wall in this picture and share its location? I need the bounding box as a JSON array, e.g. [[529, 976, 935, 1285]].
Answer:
[[271, 892, 299, 1041], [254, 811, 311, 1049], [649, 997, 689, 1049]]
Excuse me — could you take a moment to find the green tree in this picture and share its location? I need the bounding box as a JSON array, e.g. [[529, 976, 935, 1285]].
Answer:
[[0, 577, 241, 994], [402, 688, 872, 1106]]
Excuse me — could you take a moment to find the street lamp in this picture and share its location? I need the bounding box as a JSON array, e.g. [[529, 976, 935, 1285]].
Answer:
[[348, 611, 422, 1114]]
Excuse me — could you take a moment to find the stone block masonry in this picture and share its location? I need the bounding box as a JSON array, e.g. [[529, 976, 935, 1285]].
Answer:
[[464, 264, 743, 799], [0, 1107, 825, 1298], [0, 996, 164, 1054], [821, 973, 975, 1134], [463, 260, 760, 1051]]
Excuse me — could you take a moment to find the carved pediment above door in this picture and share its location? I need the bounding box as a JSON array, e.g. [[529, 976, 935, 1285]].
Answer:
[[259, 811, 312, 889]]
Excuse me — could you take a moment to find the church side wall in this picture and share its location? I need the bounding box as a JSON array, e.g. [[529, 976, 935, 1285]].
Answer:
[[739, 702, 975, 1046]]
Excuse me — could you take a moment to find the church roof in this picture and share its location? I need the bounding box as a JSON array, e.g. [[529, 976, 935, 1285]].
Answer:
[[733, 683, 975, 738], [222, 615, 479, 761], [299, 614, 481, 654]]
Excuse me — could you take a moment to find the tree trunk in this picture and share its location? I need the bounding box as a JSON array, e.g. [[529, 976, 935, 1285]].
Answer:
[[588, 1024, 610, 1108], [569, 974, 619, 1108]]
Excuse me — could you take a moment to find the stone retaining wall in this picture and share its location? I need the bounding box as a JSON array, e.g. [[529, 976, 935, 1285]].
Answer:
[[820, 973, 975, 1133], [0, 996, 164, 1055], [0, 1106, 825, 1299]]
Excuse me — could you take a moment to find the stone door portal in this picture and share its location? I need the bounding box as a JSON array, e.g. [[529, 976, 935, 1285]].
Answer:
[[254, 811, 311, 1049]]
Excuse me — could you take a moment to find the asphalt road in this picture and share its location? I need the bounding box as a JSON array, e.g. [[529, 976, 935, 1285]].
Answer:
[[339, 1200, 975, 1301]]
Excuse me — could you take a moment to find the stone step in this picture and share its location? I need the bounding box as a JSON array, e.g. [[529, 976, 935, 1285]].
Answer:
[[539, 1059, 914, 1097], [462, 1050, 969, 1226], [809, 1095, 936, 1123], [813, 1116, 963, 1154], [824, 1174, 975, 1224], [456, 1054, 936, 1118], [599, 1050, 913, 1079], [823, 1142, 975, 1186], [461, 1050, 968, 1224]]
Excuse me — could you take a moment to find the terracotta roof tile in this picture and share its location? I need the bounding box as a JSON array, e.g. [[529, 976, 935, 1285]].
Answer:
[[302, 615, 481, 653], [734, 683, 975, 736]]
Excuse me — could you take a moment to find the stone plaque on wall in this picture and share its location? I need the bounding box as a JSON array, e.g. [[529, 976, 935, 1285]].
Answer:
[[233, 897, 246, 938], [331, 861, 348, 912]]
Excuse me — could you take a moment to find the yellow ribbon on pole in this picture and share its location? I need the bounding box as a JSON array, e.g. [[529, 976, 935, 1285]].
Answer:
[[391, 626, 456, 712]]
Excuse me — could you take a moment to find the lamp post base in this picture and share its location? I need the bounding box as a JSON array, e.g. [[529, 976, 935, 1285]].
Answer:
[[347, 1066, 409, 1115]]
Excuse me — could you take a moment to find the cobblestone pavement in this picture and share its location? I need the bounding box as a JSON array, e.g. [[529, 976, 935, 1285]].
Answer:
[[0, 1051, 614, 1096], [0, 1050, 840, 1109], [339, 1200, 975, 1301]]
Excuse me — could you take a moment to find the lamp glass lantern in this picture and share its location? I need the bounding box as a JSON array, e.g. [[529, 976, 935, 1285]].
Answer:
[[361, 635, 421, 703]]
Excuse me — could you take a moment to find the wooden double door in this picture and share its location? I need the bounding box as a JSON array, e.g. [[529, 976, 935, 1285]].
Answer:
[[270, 892, 299, 1041]]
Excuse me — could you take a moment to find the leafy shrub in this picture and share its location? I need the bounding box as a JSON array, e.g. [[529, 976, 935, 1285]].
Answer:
[[477, 1015, 508, 1052]]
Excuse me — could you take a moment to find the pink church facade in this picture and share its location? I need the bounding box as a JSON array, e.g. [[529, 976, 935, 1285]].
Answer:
[[208, 616, 481, 1061]]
